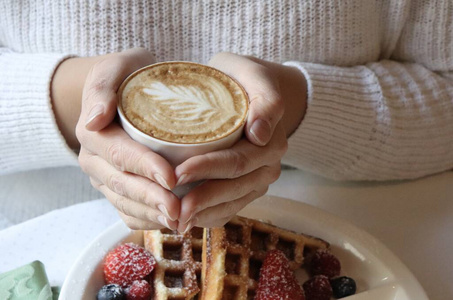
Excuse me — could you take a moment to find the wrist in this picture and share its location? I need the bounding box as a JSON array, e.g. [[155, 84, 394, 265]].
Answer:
[[51, 56, 99, 150], [271, 63, 308, 137], [244, 57, 308, 137]]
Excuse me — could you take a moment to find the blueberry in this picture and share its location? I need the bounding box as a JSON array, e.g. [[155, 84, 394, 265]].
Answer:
[[96, 284, 125, 300], [330, 276, 356, 298]]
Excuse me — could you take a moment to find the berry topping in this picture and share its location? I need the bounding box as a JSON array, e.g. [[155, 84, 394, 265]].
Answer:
[[104, 242, 156, 287], [303, 275, 333, 300], [97, 284, 125, 300], [310, 249, 341, 278], [330, 276, 357, 298], [126, 280, 153, 300], [255, 249, 305, 300]]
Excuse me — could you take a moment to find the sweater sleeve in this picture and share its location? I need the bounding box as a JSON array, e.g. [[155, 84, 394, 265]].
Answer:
[[282, 60, 453, 181], [0, 49, 78, 175]]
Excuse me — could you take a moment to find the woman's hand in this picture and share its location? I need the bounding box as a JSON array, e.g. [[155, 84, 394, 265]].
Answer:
[[175, 53, 307, 232], [52, 48, 181, 230]]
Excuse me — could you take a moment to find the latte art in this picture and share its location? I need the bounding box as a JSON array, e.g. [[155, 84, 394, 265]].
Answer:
[[141, 77, 237, 133], [119, 62, 248, 144]]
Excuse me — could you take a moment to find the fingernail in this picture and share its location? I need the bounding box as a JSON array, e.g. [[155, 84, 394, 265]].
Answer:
[[157, 215, 171, 229], [250, 119, 271, 146], [155, 174, 171, 190], [182, 218, 197, 234], [158, 204, 175, 221], [85, 104, 105, 126], [183, 212, 194, 224], [176, 174, 188, 186]]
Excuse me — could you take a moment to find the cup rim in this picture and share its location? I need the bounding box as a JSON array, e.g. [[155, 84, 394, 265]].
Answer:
[[117, 61, 249, 146]]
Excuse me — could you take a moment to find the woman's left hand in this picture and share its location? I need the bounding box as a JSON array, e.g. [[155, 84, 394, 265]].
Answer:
[[175, 53, 291, 232]]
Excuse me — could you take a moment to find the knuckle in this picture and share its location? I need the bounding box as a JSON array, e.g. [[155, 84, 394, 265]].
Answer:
[[106, 143, 124, 170], [231, 178, 245, 196], [243, 62, 267, 78], [272, 99, 285, 120], [280, 138, 289, 155], [78, 155, 88, 173], [223, 201, 239, 217], [209, 51, 234, 65], [85, 75, 108, 99], [255, 186, 269, 199], [144, 209, 156, 222], [107, 173, 125, 195], [269, 165, 282, 183], [112, 194, 126, 213], [77, 150, 92, 174], [75, 124, 85, 143], [135, 188, 149, 205], [232, 151, 249, 177], [122, 47, 155, 68], [135, 151, 154, 178]]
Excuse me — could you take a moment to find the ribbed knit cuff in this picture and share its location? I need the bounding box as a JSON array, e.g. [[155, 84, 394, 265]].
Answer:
[[0, 52, 78, 174], [282, 61, 383, 180]]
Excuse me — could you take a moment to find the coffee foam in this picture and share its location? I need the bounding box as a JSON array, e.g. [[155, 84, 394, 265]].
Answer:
[[120, 62, 248, 144]]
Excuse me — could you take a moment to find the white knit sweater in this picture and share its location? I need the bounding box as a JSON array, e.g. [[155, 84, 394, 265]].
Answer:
[[1, 0, 452, 181]]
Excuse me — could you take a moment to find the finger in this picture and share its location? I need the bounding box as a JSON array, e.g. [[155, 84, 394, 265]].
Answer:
[[175, 123, 287, 184], [180, 188, 267, 232], [118, 211, 165, 231], [99, 184, 178, 230], [209, 52, 284, 146], [82, 48, 155, 131], [80, 149, 180, 221], [178, 162, 281, 225], [78, 123, 176, 189]]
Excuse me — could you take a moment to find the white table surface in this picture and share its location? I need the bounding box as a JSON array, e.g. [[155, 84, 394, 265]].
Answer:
[[0, 169, 451, 300]]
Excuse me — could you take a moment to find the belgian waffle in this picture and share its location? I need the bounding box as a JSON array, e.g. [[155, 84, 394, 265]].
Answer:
[[201, 216, 329, 300], [144, 227, 204, 300]]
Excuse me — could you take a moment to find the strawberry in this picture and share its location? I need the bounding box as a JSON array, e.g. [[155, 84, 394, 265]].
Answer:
[[104, 242, 156, 287], [255, 249, 305, 300], [309, 249, 341, 278], [126, 280, 152, 300]]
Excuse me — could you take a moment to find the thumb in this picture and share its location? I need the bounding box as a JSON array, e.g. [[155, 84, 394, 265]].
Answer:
[[209, 53, 283, 146], [82, 48, 155, 131]]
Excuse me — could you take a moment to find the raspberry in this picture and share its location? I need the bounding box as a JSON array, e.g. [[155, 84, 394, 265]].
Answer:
[[330, 276, 357, 298], [310, 249, 341, 278], [255, 249, 305, 300], [303, 275, 333, 300], [126, 280, 152, 300], [104, 242, 156, 287], [97, 284, 125, 300]]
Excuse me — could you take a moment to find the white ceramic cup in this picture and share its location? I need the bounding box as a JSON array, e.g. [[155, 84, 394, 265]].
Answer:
[[117, 62, 249, 197]]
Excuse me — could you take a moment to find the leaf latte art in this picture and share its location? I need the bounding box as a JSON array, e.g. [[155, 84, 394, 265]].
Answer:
[[142, 78, 236, 129], [120, 62, 248, 144]]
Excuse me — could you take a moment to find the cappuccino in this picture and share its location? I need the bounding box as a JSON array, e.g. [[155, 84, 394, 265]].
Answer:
[[119, 62, 248, 144]]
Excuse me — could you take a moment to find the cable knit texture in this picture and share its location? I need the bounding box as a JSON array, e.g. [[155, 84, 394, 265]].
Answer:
[[1, 0, 452, 180]]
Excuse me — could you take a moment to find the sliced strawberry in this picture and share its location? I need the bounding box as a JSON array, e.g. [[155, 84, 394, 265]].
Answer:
[[126, 280, 152, 300], [104, 242, 156, 287], [255, 249, 305, 300]]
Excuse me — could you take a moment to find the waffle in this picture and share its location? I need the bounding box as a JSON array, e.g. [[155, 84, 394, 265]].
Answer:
[[201, 216, 329, 300], [144, 227, 204, 300]]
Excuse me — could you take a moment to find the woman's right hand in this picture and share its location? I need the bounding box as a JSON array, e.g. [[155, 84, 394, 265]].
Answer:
[[58, 48, 180, 230]]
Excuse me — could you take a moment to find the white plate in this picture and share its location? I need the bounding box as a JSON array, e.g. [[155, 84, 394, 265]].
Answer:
[[60, 196, 428, 300]]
